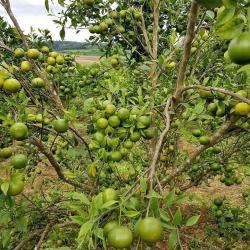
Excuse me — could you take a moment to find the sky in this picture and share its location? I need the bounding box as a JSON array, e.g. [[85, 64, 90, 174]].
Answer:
[[0, 0, 90, 42]]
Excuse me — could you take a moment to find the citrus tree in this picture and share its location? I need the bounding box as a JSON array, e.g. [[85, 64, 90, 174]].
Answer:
[[0, 0, 249, 249]]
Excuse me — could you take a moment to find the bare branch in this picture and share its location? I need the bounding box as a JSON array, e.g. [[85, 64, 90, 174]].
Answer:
[[175, 0, 199, 95], [179, 85, 250, 105], [29, 136, 91, 191], [138, 6, 153, 57], [148, 97, 172, 190], [34, 223, 52, 250]]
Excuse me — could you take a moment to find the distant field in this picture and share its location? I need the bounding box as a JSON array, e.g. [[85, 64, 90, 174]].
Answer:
[[76, 55, 100, 64], [62, 49, 103, 56]]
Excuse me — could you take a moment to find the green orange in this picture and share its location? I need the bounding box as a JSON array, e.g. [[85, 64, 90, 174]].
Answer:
[[3, 78, 21, 93], [11, 154, 28, 169], [136, 217, 163, 243], [10, 123, 28, 140]]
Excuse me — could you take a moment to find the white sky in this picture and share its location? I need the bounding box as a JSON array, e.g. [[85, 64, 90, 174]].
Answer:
[[0, 0, 90, 42]]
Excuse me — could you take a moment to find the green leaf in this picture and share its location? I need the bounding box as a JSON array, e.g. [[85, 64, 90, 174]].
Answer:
[[15, 216, 28, 232], [216, 15, 245, 40], [70, 216, 85, 225], [168, 229, 178, 250], [125, 210, 140, 218], [140, 178, 147, 193], [186, 215, 200, 227], [193, 99, 205, 114], [94, 227, 104, 240], [164, 189, 175, 207], [60, 27, 65, 40], [0, 211, 10, 224], [71, 192, 90, 205], [173, 209, 182, 226], [164, 224, 177, 230], [78, 220, 94, 240], [101, 200, 118, 209], [159, 209, 171, 222], [146, 190, 162, 199], [58, 0, 64, 6], [215, 6, 235, 27], [175, 194, 189, 205], [1, 182, 9, 195], [45, 0, 49, 11]]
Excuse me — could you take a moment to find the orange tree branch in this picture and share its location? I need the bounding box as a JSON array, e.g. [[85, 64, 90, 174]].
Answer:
[[148, 97, 172, 190], [175, 0, 199, 96], [179, 85, 250, 105], [29, 136, 91, 191], [161, 115, 238, 186]]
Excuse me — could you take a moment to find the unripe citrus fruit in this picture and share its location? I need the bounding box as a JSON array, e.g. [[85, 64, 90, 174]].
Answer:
[[41, 46, 50, 53], [199, 136, 210, 145], [192, 129, 202, 137], [21, 61, 32, 72], [7, 174, 24, 196], [10, 122, 28, 140], [104, 221, 119, 236], [0, 147, 13, 158], [14, 48, 25, 58], [27, 48, 40, 59], [56, 55, 65, 64], [108, 226, 133, 249], [47, 57, 56, 65], [49, 51, 59, 58], [235, 102, 250, 116], [228, 33, 250, 65], [105, 104, 116, 115], [31, 77, 45, 88], [53, 119, 68, 133], [110, 151, 122, 162], [130, 131, 141, 142], [108, 116, 120, 128], [11, 154, 28, 169], [137, 115, 151, 128], [142, 127, 156, 140], [136, 217, 163, 243], [102, 188, 118, 203], [3, 78, 21, 93], [97, 118, 109, 129], [124, 140, 133, 149]]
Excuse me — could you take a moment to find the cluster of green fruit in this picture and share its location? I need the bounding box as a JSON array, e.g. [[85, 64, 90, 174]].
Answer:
[[192, 128, 211, 145], [88, 100, 156, 161], [210, 197, 250, 244], [100, 188, 163, 249], [198, 89, 250, 117], [26, 113, 51, 125], [0, 122, 29, 196], [89, 8, 142, 36], [0, 47, 75, 95], [0, 150, 27, 194], [58, 80, 78, 98], [218, 163, 244, 186], [189, 158, 244, 186], [0, 172, 25, 196]]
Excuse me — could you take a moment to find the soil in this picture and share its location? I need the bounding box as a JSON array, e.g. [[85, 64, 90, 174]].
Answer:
[[75, 55, 100, 64]]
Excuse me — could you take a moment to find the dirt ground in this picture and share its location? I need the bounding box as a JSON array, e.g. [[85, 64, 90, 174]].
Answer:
[[75, 55, 100, 64]]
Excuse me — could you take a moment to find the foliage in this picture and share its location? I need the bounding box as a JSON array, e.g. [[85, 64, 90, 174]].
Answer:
[[0, 0, 249, 249]]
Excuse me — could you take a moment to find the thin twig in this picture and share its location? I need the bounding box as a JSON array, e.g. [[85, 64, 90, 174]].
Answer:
[[148, 97, 172, 190]]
